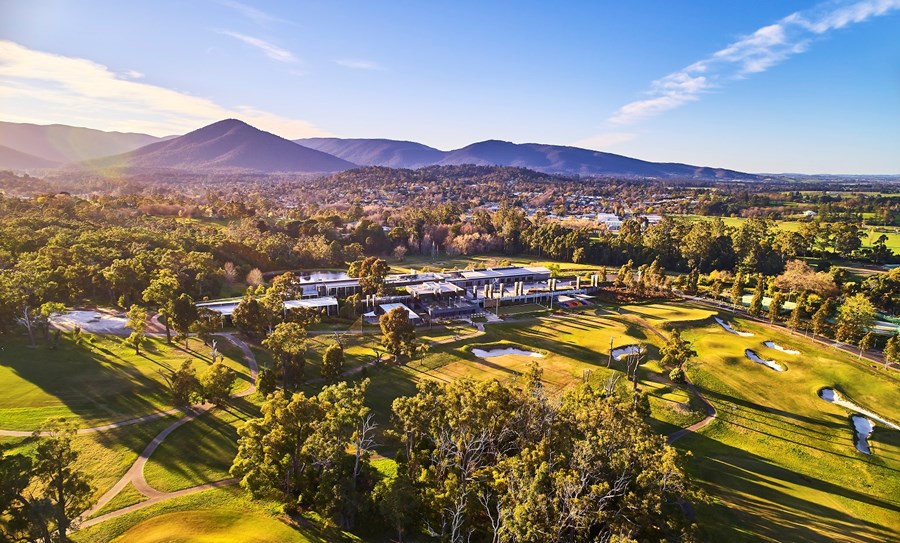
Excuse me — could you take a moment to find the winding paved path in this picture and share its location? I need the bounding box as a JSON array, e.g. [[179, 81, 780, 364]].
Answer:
[[75, 333, 257, 529], [619, 313, 718, 445]]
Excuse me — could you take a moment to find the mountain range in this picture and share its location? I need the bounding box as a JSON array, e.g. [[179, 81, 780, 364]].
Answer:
[[0, 118, 761, 180]]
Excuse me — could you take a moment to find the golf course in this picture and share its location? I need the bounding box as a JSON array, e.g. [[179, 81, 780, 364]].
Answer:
[[2, 290, 897, 543]]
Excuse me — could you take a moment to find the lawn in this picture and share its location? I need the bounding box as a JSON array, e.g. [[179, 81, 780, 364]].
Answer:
[[0, 333, 253, 430], [2, 413, 180, 505], [71, 486, 360, 543], [142, 401, 261, 493], [677, 314, 900, 542]]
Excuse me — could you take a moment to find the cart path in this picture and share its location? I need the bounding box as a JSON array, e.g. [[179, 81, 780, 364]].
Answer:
[[617, 313, 718, 445], [75, 333, 257, 528]]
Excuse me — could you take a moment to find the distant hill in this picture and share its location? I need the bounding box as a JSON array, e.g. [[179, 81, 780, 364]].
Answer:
[[437, 140, 759, 180], [0, 145, 59, 170], [0, 121, 164, 164], [0, 145, 60, 170], [298, 136, 758, 180], [85, 119, 356, 173], [295, 137, 445, 168]]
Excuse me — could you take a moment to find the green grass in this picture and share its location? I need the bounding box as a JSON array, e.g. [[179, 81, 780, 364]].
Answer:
[[0, 333, 253, 430], [90, 483, 147, 518], [418, 324, 479, 343], [72, 486, 360, 543], [143, 401, 261, 492], [497, 303, 552, 317], [677, 314, 900, 542]]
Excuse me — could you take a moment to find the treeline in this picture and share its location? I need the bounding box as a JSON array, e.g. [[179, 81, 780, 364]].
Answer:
[[231, 368, 697, 542]]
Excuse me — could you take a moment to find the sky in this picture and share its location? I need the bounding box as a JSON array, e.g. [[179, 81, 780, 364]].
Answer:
[[0, 0, 898, 174]]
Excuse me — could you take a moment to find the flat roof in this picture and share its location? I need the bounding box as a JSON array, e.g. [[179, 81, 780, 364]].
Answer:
[[456, 266, 551, 281], [284, 296, 338, 309], [380, 302, 420, 320], [198, 296, 338, 316], [407, 281, 464, 296]]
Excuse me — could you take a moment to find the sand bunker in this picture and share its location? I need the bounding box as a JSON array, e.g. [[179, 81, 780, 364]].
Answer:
[[472, 347, 545, 359], [744, 349, 785, 372], [818, 388, 900, 430], [50, 310, 129, 335], [763, 341, 800, 355], [851, 415, 875, 454], [716, 317, 754, 337], [612, 345, 644, 361]]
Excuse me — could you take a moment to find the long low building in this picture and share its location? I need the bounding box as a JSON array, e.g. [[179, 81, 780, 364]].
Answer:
[[197, 296, 339, 317]]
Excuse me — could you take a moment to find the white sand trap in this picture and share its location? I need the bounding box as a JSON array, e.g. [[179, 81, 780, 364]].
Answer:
[[763, 341, 800, 355], [612, 345, 644, 361], [472, 347, 545, 359], [851, 415, 874, 454], [716, 317, 754, 337], [744, 349, 784, 372], [50, 310, 129, 335], [819, 388, 900, 430]]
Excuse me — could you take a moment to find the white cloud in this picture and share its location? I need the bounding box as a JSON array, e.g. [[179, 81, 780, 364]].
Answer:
[[335, 59, 384, 71], [0, 40, 328, 138], [219, 31, 296, 63], [123, 70, 144, 79], [609, 0, 900, 125]]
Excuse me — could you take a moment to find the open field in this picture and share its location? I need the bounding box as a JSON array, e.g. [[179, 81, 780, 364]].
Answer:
[[0, 333, 253, 430]]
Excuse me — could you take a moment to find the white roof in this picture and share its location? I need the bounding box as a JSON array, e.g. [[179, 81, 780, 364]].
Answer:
[[380, 302, 420, 320], [458, 266, 551, 281], [408, 281, 463, 296], [284, 296, 338, 309], [198, 296, 337, 316]]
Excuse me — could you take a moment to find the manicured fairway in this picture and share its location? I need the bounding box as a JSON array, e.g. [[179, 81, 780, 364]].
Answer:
[[109, 510, 308, 543], [678, 314, 900, 542], [0, 334, 253, 430], [72, 486, 359, 543]]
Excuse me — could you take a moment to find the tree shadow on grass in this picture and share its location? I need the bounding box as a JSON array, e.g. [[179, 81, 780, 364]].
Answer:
[[0, 334, 171, 429], [677, 431, 900, 543]]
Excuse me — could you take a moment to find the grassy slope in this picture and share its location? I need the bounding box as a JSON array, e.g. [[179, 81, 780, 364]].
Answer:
[[143, 399, 261, 492], [72, 486, 359, 543], [0, 334, 252, 430], [679, 315, 900, 542]]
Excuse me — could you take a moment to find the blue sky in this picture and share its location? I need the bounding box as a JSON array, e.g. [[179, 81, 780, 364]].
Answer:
[[1, 0, 898, 173]]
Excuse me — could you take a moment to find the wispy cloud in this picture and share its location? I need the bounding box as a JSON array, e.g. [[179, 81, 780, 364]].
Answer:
[[219, 0, 291, 25], [0, 40, 328, 138], [609, 0, 900, 125], [219, 31, 296, 63], [335, 59, 384, 71]]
